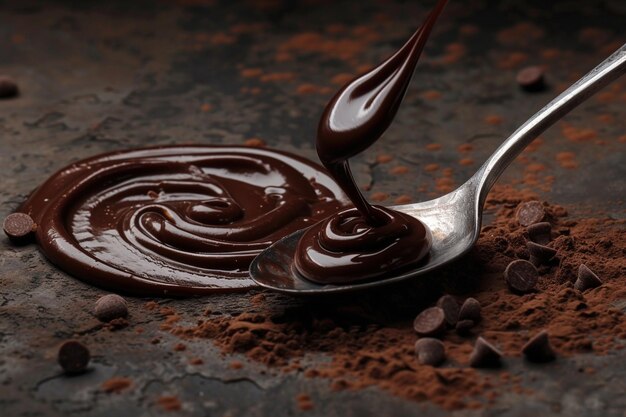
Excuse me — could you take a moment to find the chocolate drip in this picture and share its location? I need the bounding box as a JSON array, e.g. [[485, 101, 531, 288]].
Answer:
[[294, 0, 447, 284], [21, 146, 349, 295]]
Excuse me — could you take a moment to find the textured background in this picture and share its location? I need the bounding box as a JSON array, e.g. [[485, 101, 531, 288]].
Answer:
[[1, 0, 625, 416]]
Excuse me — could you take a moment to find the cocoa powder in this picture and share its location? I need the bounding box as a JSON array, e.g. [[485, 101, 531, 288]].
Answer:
[[169, 184, 625, 410], [101, 377, 133, 394], [156, 395, 182, 411]]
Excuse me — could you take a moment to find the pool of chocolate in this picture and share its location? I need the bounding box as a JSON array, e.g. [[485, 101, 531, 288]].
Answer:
[[20, 145, 349, 295]]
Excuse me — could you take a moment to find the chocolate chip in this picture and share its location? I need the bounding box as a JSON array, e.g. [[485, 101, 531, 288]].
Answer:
[[436, 295, 460, 327], [3, 213, 35, 244], [458, 298, 481, 322], [504, 260, 538, 294], [413, 307, 446, 337], [574, 264, 602, 292], [455, 319, 475, 336], [516, 201, 545, 227], [58, 340, 90, 374], [469, 337, 502, 368], [0, 76, 19, 98], [527, 222, 552, 245], [526, 241, 557, 265], [516, 66, 546, 92], [94, 294, 128, 322], [522, 330, 556, 363], [415, 338, 446, 366]]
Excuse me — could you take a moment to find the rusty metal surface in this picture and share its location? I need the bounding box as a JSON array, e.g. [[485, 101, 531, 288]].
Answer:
[[1, 0, 625, 416]]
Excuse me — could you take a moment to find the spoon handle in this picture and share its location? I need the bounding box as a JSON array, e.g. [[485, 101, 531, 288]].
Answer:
[[474, 43, 626, 207]]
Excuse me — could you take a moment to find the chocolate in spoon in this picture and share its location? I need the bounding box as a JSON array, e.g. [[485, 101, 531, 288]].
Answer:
[[250, 44, 626, 294]]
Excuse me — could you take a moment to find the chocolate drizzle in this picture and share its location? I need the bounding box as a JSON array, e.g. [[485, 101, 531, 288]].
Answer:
[[21, 146, 348, 295], [294, 0, 447, 284]]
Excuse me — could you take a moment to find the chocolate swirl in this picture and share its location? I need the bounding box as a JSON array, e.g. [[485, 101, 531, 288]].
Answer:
[[21, 146, 348, 295], [294, 206, 431, 284]]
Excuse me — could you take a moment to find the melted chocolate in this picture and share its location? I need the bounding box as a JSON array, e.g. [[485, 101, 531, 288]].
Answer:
[[294, 0, 447, 284], [21, 146, 349, 295], [294, 206, 431, 284]]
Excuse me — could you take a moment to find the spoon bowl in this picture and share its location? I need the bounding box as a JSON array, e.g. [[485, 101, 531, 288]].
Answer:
[[251, 183, 479, 294], [250, 43, 626, 295]]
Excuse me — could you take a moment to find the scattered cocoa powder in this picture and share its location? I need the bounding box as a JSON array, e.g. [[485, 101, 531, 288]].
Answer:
[[424, 163, 439, 172], [296, 393, 314, 411], [596, 114, 614, 124], [484, 114, 503, 126], [457, 143, 473, 153], [173, 343, 186, 352], [425, 143, 442, 151], [243, 137, 266, 147], [160, 313, 181, 331], [207, 32, 235, 45], [421, 90, 442, 100], [389, 165, 409, 175], [259, 72, 295, 83], [561, 123, 597, 142], [595, 91, 615, 104], [555, 151, 578, 169], [331, 73, 354, 86], [229, 23, 268, 35], [496, 51, 529, 70], [375, 154, 393, 164], [157, 395, 182, 411], [438, 42, 466, 65], [394, 195, 412, 205], [542, 48, 560, 60], [144, 301, 159, 311], [104, 317, 129, 331], [370, 192, 388, 202], [296, 83, 332, 95], [230, 360, 243, 369], [101, 377, 133, 393], [435, 176, 455, 193], [459, 25, 479, 36], [522, 137, 544, 154], [240, 68, 263, 78], [355, 64, 372, 74], [275, 30, 376, 62], [578, 27, 611, 47], [251, 293, 266, 306], [525, 163, 546, 174], [169, 185, 625, 411]]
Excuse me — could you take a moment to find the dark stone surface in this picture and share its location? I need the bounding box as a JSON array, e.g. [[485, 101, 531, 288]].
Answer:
[[1, 0, 625, 416]]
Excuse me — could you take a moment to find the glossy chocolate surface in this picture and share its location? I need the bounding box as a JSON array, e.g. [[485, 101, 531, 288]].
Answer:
[[294, 206, 431, 284], [294, 0, 447, 284], [21, 146, 349, 295]]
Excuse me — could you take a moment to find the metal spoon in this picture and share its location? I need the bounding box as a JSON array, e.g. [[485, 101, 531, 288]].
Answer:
[[250, 44, 626, 295]]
